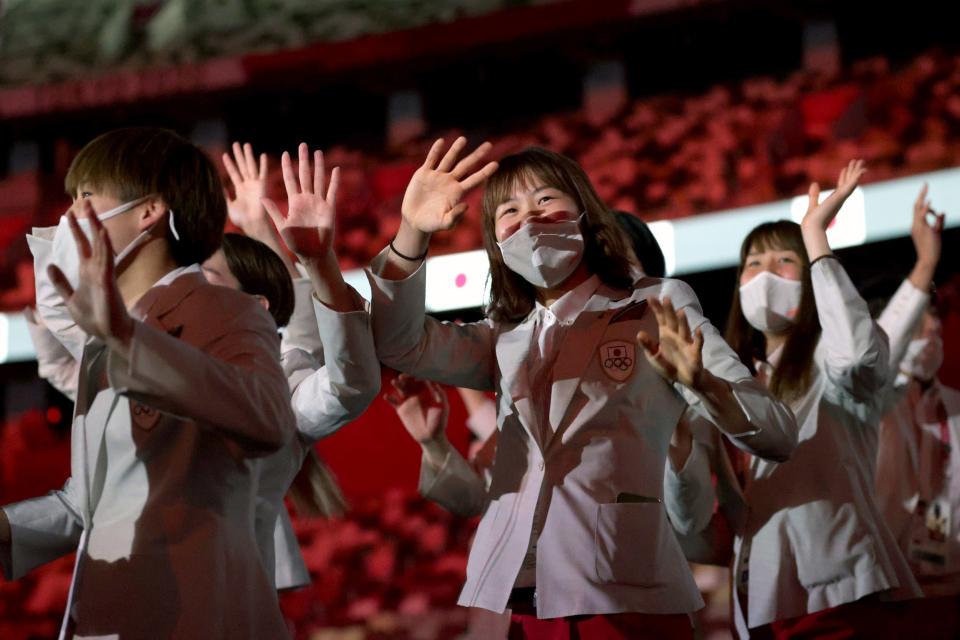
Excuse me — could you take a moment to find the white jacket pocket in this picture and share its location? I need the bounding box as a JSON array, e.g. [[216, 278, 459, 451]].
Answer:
[[594, 501, 671, 586]]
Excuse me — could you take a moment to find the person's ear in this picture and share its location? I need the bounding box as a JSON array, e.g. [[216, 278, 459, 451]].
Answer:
[[138, 195, 170, 231], [252, 294, 270, 312]]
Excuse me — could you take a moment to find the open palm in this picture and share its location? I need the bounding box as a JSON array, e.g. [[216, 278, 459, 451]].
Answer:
[[222, 142, 269, 232], [261, 143, 339, 262], [637, 297, 704, 389], [386, 374, 449, 444], [911, 182, 945, 266], [47, 201, 132, 343], [803, 159, 866, 232], [401, 137, 498, 233]]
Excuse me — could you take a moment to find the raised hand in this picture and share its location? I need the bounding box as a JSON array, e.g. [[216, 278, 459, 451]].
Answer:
[[385, 374, 449, 446], [47, 201, 134, 347], [261, 143, 339, 263], [222, 142, 269, 233], [801, 159, 867, 260], [912, 183, 945, 268], [401, 137, 498, 234], [636, 297, 705, 390], [802, 159, 866, 232], [908, 182, 945, 291]]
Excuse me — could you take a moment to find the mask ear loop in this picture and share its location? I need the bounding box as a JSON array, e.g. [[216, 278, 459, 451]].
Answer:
[[168, 210, 180, 241]]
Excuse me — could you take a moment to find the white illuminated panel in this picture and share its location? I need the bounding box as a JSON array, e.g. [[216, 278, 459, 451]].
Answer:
[[338, 251, 492, 313], [341, 269, 372, 302], [0, 312, 37, 364], [789, 186, 866, 249], [423, 250, 490, 313], [647, 220, 676, 276], [669, 166, 958, 273], [2, 167, 958, 363]]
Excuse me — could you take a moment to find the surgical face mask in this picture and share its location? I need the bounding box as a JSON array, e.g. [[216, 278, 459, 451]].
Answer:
[[738, 270, 802, 333], [50, 196, 180, 288], [903, 334, 944, 382], [497, 214, 585, 288]]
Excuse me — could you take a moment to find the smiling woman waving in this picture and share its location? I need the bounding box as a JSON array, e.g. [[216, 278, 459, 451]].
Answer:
[[362, 138, 797, 639]]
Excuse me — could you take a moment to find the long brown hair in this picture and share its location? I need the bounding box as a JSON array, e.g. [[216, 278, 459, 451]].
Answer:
[[481, 147, 634, 323], [725, 220, 820, 403]]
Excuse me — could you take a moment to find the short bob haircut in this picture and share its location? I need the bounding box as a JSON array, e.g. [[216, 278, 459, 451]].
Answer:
[[480, 147, 634, 323], [725, 220, 821, 403], [220, 233, 294, 328], [65, 127, 226, 267]]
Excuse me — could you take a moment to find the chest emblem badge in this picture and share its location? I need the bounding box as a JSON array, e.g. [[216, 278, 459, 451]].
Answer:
[[599, 340, 636, 382]]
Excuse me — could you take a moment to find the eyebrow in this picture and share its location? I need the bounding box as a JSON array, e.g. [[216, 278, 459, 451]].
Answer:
[[498, 185, 554, 207]]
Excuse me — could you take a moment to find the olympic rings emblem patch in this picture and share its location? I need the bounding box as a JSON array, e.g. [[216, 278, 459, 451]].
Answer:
[[599, 340, 636, 382]]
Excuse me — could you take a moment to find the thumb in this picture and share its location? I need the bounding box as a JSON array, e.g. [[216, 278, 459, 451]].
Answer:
[[260, 197, 285, 231], [326, 166, 340, 209], [807, 182, 821, 209], [636, 330, 658, 356], [384, 390, 402, 407]]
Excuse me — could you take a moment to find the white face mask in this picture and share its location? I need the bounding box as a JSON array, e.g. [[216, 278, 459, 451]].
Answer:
[[903, 335, 944, 382], [739, 270, 802, 333], [497, 215, 585, 288], [50, 196, 180, 289]]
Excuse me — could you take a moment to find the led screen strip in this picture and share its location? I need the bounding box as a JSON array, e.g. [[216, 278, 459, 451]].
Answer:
[[2, 168, 957, 363]]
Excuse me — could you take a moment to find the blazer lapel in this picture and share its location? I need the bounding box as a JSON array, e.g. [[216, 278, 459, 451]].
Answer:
[[542, 287, 623, 450], [495, 320, 542, 449], [73, 340, 109, 523], [78, 271, 203, 519]]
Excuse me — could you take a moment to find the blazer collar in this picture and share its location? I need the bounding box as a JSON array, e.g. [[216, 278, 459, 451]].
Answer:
[[131, 265, 205, 322]]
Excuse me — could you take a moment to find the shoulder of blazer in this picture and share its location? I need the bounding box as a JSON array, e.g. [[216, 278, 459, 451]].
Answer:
[[603, 276, 664, 321], [148, 276, 278, 340], [634, 276, 701, 314]]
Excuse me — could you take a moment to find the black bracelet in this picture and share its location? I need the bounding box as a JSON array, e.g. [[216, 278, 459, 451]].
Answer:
[[389, 239, 428, 262], [809, 254, 838, 267]]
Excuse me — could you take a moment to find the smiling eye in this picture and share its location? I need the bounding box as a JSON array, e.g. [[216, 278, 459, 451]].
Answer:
[[80, 191, 93, 199], [778, 256, 795, 264], [538, 195, 554, 205], [746, 260, 760, 268]]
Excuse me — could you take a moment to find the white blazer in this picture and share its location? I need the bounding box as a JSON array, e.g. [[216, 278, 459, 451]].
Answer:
[[367, 249, 797, 619], [24, 253, 377, 595], [875, 279, 960, 596], [1, 269, 296, 639], [255, 277, 380, 591], [667, 257, 922, 636]]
